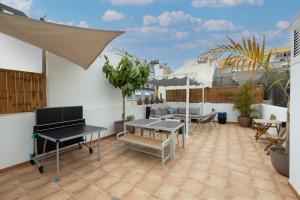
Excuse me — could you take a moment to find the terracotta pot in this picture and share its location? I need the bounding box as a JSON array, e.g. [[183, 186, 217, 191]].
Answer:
[[237, 116, 251, 127], [137, 100, 143, 105], [114, 120, 135, 134], [270, 147, 289, 177]]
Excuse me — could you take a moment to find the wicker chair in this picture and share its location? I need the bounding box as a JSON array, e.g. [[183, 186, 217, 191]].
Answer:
[[196, 111, 217, 133]]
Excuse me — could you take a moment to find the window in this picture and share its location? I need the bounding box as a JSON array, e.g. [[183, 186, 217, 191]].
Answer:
[[0, 69, 46, 114]]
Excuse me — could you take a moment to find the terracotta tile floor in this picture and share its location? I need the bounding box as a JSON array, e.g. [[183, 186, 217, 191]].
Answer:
[[0, 123, 297, 200]]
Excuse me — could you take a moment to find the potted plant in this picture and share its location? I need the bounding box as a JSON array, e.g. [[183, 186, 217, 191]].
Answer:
[[126, 115, 135, 133], [137, 98, 143, 105], [150, 98, 154, 104], [155, 97, 160, 104], [102, 56, 150, 134], [144, 97, 149, 104], [233, 82, 257, 127]]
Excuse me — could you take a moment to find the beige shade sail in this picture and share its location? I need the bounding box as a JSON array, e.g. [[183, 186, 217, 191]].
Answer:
[[0, 12, 125, 69]]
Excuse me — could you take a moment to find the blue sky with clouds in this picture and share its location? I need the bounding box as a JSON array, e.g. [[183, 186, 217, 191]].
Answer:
[[2, 0, 299, 69]]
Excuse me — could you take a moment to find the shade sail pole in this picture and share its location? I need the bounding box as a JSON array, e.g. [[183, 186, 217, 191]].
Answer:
[[202, 84, 205, 115], [186, 77, 190, 138]]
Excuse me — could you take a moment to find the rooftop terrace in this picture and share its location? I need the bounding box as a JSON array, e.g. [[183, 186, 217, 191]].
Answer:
[[0, 123, 296, 200]]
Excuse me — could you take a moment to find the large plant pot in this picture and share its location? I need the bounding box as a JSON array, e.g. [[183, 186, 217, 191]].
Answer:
[[114, 120, 135, 134], [270, 147, 289, 177], [237, 116, 251, 127]]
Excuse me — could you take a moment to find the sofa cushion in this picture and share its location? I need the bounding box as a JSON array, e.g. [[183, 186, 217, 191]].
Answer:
[[177, 108, 186, 114], [151, 108, 162, 116], [170, 107, 178, 114], [189, 108, 200, 115], [160, 107, 169, 115]]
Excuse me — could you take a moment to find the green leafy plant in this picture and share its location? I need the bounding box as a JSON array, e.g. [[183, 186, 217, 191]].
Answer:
[[233, 83, 257, 117], [102, 56, 150, 120], [126, 115, 135, 121]]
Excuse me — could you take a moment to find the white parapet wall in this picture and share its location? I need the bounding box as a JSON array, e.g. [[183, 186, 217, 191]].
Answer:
[[259, 104, 287, 122]]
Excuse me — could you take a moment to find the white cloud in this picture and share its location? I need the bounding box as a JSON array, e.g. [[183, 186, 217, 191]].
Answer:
[[143, 11, 236, 32], [128, 26, 170, 37], [143, 11, 202, 27], [174, 39, 214, 49], [109, 0, 153, 5], [0, 0, 32, 13], [276, 21, 289, 31], [191, 0, 264, 8], [174, 31, 189, 40], [102, 9, 124, 22], [202, 19, 237, 32], [143, 15, 158, 26], [79, 20, 89, 28]]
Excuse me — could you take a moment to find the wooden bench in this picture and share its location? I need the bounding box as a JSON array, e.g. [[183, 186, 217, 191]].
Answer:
[[117, 131, 171, 167]]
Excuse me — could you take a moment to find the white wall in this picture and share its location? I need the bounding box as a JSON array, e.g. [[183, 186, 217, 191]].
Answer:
[[46, 52, 146, 135], [0, 33, 43, 169], [0, 33, 42, 73], [0, 113, 35, 170], [290, 57, 300, 194], [259, 104, 287, 121], [0, 48, 146, 169]]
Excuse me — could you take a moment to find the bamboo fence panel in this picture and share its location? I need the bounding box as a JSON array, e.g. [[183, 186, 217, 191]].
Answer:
[[166, 85, 264, 103], [0, 68, 46, 114]]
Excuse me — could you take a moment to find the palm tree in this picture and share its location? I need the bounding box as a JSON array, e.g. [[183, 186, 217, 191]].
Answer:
[[209, 35, 290, 154]]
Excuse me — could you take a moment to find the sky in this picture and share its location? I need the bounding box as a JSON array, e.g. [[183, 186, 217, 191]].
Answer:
[[1, 0, 299, 69]]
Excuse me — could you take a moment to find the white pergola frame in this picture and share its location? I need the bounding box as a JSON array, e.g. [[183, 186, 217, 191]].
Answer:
[[149, 73, 206, 137]]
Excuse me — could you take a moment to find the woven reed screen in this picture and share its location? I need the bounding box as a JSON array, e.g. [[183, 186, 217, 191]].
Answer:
[[166, 85, 264, 103], [0, 69, 46, 114]]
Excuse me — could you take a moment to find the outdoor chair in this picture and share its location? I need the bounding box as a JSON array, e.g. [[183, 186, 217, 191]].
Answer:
[[152, 118, 183, 145], [259, 125, 286, 154], [195, 111, 217, 133], [253, 114, 276, 141]]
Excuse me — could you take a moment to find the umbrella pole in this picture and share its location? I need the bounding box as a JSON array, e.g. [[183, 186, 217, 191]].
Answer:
[[186, 77, 189, 138]]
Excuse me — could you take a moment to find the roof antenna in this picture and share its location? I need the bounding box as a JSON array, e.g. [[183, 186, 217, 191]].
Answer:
[[40, 14, 47, 21]]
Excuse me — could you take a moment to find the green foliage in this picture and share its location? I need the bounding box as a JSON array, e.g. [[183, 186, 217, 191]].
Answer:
[[126, 115, 135, 121], [102, 55, 150, 120], [233, 83, 257, 117], [102, 56, 150, 97]]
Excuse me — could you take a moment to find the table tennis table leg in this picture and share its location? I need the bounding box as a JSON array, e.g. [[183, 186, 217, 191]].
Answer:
[[55, 141, 61, 183], [170, 131, 176, 160], [97, 131, 100, 161], [182, 126, 185, 149]]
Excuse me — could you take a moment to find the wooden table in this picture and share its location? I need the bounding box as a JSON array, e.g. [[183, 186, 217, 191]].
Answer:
[[253, 119, 282, 124], [253, 119, 282, 134]]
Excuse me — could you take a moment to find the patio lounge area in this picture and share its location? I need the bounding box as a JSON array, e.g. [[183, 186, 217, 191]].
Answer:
[[0, 123, 297, 200]]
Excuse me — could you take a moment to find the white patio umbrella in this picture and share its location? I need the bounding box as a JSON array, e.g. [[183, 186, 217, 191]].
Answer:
[[148, 74, 206, 137]]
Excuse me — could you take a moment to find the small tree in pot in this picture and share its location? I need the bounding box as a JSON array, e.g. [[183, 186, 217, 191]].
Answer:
[[102, 56, 150, 134], [233, 82, 257, 127]]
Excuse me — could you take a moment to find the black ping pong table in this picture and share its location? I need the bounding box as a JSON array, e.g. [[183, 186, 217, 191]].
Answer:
[[30, 106, 106, 183]]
